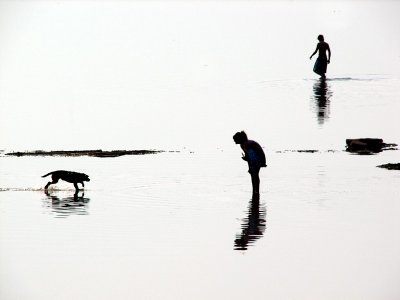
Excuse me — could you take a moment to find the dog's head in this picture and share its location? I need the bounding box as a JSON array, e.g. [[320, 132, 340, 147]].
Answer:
[[82, 173, 90, 182]]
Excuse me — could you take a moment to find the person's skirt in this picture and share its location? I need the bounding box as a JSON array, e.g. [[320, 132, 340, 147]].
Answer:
[[247, 149, 264, 172], [313, 57, 328, 75]]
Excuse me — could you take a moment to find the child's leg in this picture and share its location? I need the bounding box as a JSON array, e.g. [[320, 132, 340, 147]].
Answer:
[[250, 168, 260, 195]]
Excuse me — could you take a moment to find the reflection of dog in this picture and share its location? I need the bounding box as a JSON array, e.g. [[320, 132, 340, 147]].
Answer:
[[44, 190, 90, 218], [42, 170, 90, 191]]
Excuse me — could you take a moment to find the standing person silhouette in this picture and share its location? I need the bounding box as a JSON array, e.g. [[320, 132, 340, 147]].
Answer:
[[310, 34, 331, 78], [233, 131, 266, 198]]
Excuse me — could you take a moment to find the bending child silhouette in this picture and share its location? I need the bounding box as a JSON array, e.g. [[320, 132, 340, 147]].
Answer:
[[310, 34, 331, 78], [233, 131, 266, 198]]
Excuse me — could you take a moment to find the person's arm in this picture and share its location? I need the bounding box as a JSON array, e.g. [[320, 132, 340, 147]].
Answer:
[[327, 44, 331, 63], [241, 144, 249, 161], [310, 45, 318, 60]]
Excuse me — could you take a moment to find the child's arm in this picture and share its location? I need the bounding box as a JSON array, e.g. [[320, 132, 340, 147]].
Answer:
[[310, 44, 319, 59], [240, 144, 249, 161], [242, 152, 249, 161]]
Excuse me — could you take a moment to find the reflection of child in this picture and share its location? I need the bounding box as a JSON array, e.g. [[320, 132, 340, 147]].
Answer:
[[233, 131, 267, 197]]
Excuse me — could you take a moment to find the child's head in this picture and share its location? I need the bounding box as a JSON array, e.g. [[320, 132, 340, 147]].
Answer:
[[318, 34, 324, 42], [233, 131, 248, 144]]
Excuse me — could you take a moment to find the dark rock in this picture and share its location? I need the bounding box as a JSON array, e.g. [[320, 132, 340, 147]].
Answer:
[[346, 138, 397, 154]]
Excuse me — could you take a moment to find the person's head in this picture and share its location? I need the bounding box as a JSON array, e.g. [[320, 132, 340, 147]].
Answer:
[[233, 131, 248, 144], [318, 34, 324, 42]]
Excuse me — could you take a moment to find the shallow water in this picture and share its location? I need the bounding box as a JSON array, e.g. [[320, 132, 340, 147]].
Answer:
[[1, 150, 400, 299], [1, 1, 400, 299]]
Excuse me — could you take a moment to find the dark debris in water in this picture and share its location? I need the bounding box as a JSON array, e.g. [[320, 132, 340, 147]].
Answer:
[[377, 163, 400, 170], [5, 149, 167, 158]]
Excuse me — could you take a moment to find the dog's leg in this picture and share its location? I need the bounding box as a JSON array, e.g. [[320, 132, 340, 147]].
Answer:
[[73, 182, 79, 192], [45, 176, 59, 190]]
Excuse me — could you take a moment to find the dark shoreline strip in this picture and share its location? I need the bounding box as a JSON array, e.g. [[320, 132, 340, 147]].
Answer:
[[5, 149, 165, 158]]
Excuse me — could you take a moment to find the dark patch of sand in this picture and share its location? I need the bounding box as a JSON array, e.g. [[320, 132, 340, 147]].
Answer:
[[296, 150, 319, 153], [275, 150, 338, 154], [5, 149, 166, 158], [377, 163, 400, 170]]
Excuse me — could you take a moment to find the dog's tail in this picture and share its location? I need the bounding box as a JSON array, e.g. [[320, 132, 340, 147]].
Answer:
[[42, 172, 54, 178]]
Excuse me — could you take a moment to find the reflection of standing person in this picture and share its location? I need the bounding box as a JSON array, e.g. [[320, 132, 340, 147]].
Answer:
[[233, 131, 266, 197], [234, 197, 266, 251], [310, 35, 331, 78], [312, 78, 332, 125]]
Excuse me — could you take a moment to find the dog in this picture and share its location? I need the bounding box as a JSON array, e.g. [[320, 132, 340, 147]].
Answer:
[[42, 170, 90, 191]]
